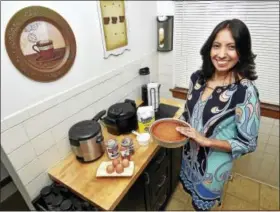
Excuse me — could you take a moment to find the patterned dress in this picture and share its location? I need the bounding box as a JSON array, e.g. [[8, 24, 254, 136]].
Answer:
[[179, 71, 260, 211]]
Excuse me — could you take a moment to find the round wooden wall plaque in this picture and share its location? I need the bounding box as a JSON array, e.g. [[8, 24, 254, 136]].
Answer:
[[5, 6, 77, 82]]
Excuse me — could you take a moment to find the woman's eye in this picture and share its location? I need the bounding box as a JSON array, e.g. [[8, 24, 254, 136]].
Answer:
[[212, 44, 219, 48], [229, 46, 236, 50]]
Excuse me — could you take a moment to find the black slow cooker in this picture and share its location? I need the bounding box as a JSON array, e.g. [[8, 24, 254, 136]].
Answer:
[[103, 99, 138, 135]]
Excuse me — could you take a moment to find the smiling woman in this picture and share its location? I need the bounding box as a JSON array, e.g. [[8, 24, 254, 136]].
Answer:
[[176, 19, 261, 211]]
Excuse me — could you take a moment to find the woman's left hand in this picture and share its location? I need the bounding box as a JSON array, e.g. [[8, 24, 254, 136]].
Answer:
[[176, 125, 211, 147]]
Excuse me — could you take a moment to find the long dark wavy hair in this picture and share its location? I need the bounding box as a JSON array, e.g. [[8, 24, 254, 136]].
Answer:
[[198, 18, 257, 83]]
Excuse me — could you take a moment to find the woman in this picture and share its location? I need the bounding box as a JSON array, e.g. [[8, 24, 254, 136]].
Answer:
[[176, 19, 260, 211]]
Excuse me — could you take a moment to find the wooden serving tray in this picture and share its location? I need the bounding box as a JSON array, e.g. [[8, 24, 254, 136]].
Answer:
[[96, 161, 134, 177]]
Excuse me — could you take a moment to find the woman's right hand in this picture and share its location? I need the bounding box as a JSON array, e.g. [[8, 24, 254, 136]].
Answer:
[[176, 124, 211, 148]]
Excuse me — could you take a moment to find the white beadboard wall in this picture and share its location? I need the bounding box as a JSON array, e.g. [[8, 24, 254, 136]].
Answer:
[[1, 51, 158, 203]]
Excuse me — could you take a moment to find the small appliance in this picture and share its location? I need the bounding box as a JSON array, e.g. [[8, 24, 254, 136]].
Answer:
[[147, 82, 161, 112], [68, 110, 106, 162], [103, 99, 138, 135]]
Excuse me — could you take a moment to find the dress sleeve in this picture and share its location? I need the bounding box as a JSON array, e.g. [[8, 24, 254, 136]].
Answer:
[[227, 84, 261, 160], [179, 72, 198, 122]]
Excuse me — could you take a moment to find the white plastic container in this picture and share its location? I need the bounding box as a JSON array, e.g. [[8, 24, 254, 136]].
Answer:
[[137, 106, 155, 133]]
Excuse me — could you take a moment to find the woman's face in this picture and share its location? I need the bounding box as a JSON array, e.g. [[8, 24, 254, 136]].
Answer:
[[210, 28, 239, 72]]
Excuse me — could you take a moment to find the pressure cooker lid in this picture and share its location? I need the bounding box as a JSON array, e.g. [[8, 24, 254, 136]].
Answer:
[[107, 102, 136, 119], [69, 120, 101, 141]]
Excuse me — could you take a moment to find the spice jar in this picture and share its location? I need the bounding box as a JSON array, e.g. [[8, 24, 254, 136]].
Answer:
[[122, 137, 135, 155], [120, 146, 130, 160], [120, 137, 135, 160], [106, 139, 120, 159]]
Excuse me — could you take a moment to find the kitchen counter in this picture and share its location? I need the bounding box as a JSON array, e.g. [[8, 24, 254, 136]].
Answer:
[[48, 98, 184, 211]]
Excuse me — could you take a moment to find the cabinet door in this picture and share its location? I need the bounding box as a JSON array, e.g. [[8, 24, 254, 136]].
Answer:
[[115, 174, 147, 211], [144, 148, 170, 210]]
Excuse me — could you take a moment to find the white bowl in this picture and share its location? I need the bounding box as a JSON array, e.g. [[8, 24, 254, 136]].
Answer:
[[137, 133, 150, 146]]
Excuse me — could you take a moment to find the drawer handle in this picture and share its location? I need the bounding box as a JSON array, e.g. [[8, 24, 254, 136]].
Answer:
[[157, 175, 167, 188], [156, 194, 167, 210], [144, 172, 150, 185], [156, 151, 166, 165]]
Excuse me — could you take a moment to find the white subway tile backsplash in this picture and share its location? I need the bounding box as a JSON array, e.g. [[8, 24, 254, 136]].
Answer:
[[89, 82, 105, 103], [56, 137, 71, 160], [8, 142, 36, 170], [27, 97, 58, 118], [45, 102, 71, 128], [94, 98, 109, 117], [51, 104, 96, 143], [121, 68, 138, 85], [1, 124, 29, 154], [17, 158, 44, 185], [1, 121, 8, 133], [25, 172, 52, 200], [23, 110, 51, 140], [274, 119, 279, 126], [51, 117, 73, 143], [30, 130, 55, 156], [39, 145, 61, 171], [110, 74, 124, 91], [75, 103, 96, 121], [270, 125, 279, 137], [4, 110, 30, 129]]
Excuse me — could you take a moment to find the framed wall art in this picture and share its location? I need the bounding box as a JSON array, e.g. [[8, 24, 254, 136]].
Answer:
[[97, 0, 130, 59], [5, 6, 76, 82]]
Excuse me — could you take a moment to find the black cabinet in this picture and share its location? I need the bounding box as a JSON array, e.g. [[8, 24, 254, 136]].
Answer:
[[116, 147, 182, 211], [170, 146, 183, 194], [144, 148, 170, 211]]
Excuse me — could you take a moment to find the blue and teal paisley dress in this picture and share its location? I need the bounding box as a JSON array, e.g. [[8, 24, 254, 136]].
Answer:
[[179, 71, 260, 211]]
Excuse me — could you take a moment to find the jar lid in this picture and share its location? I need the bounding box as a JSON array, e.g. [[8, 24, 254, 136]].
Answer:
[[121, 137, 132, 147], [40, 186, 51, 196], [107, 139, 117, 148], [52, 195, 63, 207], [60, 200, 72, 211]]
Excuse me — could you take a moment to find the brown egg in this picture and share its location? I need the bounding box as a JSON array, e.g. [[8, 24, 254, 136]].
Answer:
[[115, 164, 124, 174], [122, 158, 129, 168], [106, 164, 114, 174], [112, 159, 120, 167]]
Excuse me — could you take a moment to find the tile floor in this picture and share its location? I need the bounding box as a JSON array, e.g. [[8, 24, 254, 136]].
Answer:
[[165, 173, 279, 211]]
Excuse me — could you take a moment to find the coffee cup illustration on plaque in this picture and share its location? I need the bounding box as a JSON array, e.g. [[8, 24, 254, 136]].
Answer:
[[32, 40, 54, 60]]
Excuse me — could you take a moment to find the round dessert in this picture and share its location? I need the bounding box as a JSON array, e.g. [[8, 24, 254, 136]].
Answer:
[[150, 118, 189, 148], [152, 120, 187, 142]]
